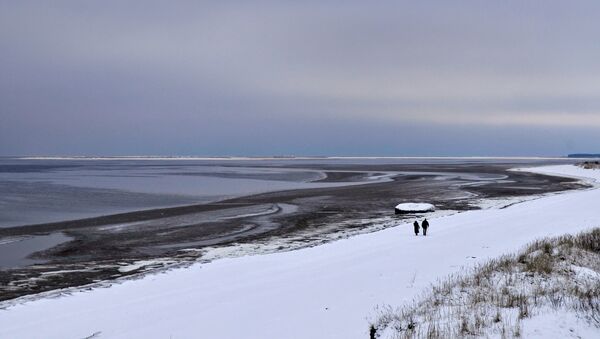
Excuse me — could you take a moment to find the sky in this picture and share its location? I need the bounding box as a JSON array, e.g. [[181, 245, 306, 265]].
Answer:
[[1, 1, 599, 157]]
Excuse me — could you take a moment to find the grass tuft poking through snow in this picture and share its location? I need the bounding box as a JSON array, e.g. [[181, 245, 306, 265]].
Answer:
[[578, 161, 600, 170], [371, 228, 600, 338]]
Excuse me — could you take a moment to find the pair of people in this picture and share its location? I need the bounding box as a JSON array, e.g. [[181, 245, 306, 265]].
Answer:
[[413, 219, 429, 236]]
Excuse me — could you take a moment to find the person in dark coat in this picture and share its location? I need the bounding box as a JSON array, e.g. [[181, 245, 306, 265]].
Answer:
[[413, 220, 420, 236], [422, 218, 429, 236]]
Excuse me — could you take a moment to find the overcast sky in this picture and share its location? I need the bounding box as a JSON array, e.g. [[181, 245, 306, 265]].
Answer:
[[1, 1, 599, 156]]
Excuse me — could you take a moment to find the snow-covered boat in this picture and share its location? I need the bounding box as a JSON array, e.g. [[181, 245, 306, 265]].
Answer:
[[394, 202, 435, 214]]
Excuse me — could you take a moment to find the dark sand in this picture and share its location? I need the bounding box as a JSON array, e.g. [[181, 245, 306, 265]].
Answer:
[[0, 161, 586, 302]]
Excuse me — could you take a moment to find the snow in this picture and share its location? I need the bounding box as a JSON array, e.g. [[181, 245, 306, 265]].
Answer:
[[520, 308, 600, 339], [571, 265, 600, 281], [1, 165, 599, 339], [117, 260, 174, 273], [0, 237, 23, 245], [394, 202, 435, 212]]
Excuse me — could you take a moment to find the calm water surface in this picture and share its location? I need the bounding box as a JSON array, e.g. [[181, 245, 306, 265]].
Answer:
[[0, 157, 570, 228]]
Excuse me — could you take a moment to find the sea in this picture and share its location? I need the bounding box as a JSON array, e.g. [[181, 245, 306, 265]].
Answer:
[[0, 156, 570, 228]]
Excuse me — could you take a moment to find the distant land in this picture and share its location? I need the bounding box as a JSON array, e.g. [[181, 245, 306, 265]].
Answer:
[[568, 153, 600, 158]]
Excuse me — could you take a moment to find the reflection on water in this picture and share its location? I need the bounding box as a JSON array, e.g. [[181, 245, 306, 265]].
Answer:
[[0, 157, 570, 228], [0, 233, 71, 269], [0, 159, 329, 228]]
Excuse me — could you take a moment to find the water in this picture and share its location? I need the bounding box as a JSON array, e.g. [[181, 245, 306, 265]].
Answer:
[[0, 233, 71, 268], [0, 157, 572, 228], [0, 156, 575, 269], [0, 158, 346, 227]]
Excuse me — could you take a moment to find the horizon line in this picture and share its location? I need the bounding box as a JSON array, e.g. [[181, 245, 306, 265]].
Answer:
[[5, 155, 593, 161]]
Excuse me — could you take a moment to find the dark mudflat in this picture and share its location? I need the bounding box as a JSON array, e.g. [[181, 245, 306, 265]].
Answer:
[[0, 161, 585, 302]]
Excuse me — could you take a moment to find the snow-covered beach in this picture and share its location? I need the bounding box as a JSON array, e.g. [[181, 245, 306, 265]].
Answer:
[[1, 165, 599, 338]]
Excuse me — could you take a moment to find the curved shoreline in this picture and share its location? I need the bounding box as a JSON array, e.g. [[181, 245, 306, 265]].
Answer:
[[0, 169, 392, 236], [0, 165, 598, 339], [0, 162, 586, 302]]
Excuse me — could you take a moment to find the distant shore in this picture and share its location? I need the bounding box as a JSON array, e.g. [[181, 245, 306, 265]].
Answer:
[[16, 155, 578, 161]]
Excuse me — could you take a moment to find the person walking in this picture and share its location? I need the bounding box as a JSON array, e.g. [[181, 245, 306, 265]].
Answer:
[[422, 218, 429, 236], [413, 220, 420, 236]]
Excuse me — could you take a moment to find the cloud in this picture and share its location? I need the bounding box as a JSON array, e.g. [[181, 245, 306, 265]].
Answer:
[[1, 1, 600, 155]]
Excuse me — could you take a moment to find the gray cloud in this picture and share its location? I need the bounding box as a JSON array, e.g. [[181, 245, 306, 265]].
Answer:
[[1, 1, 600, 156]]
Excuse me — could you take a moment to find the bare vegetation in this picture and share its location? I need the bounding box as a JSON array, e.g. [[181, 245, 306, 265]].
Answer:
[[371, 228, 600, 338], [579, 161, 600, 170]]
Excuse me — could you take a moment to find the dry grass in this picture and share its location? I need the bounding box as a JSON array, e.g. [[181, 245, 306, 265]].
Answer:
[[579, 161, 600, 170], [371, 228, 600, 338]]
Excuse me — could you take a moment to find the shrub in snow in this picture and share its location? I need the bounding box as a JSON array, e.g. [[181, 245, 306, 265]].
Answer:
[[579, 161, 600, 170], [371, 228, 600, 338]]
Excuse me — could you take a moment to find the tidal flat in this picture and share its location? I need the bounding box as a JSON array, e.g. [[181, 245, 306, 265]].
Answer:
[[0, 157, 585, 301]]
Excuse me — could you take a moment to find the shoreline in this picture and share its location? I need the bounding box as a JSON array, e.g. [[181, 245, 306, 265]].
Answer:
[[0, 161, 586, 303], [0, 169, 391, 235], [0, 168, 391, 231], [0, 164, 598, 338]]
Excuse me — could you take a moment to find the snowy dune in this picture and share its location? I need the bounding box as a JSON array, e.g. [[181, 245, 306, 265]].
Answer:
[[0, 165, 599, 339]]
